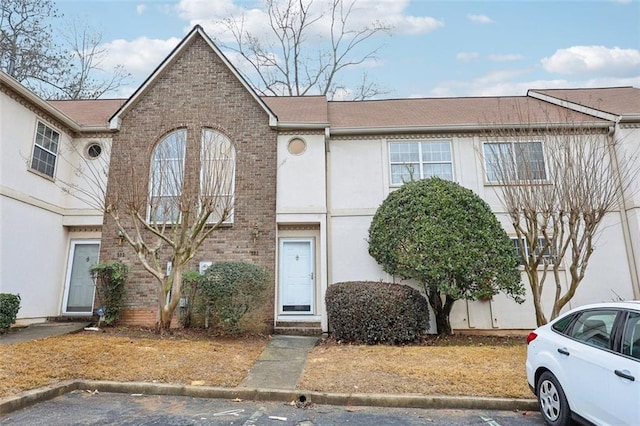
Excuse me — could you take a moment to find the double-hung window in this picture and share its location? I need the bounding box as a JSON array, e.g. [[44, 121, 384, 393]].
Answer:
[[30, 121, 60, 178], [389, 140, 453, 185], [201, 129, 235, 224], [149, 130, 186, 223], [512, 237, 554, 265], [483, 141, 546, 183]]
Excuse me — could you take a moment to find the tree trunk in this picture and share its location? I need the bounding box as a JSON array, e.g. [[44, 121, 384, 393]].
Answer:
[[427, 289, 455, 335], [158, 265, 184, 331]]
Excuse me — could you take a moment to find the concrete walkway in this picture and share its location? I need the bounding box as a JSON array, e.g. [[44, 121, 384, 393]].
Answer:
[[0, 322, 89, 345], [240, 335, 319, 389]]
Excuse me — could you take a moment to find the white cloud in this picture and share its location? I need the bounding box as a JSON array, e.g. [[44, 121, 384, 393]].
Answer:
[[175, 0, 443, 42], [136, 4, 146, 15], [427, 70, 640, 99], [488, 54, 524, 62], [467, 14, 494, 24], [392, 16, 444, 35], [457, 52, 479, 62], [542, 46, 640, 77], [101, 37, 182, 77]]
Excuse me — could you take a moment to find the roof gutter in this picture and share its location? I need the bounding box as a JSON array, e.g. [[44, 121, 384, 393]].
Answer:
[[329, 121, 611, 136], [275, 121, 330, 131], [618, 114, 640, 123], [2, 72, 112, 133], [1, 72, 80, 132]]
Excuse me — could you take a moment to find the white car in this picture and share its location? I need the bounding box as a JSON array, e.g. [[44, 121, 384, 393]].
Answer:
[[526, 301, 640, 426]]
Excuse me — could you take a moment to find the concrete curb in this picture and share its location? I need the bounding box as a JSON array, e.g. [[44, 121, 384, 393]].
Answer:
[[0, 380, 538, 416]]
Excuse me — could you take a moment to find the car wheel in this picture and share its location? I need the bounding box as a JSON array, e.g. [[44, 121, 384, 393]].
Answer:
[[537, 371, 571, 426]]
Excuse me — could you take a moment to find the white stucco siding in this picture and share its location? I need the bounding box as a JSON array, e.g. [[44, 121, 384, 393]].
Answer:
[[0, 93, 107, 216], [566, 212, 637, 305], [58, 137, 112, 214], [329, 215, 389, 283], [0, 196, 67, 319], [276, 134, 326, 213], [329, 138, 387, 212]]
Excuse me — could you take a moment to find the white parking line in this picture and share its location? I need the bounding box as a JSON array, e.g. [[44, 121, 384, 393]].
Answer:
[[243, 407, 266, 425], [480, 415, 502, 426]]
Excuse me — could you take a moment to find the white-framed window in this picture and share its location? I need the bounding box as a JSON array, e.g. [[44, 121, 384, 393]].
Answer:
[[511, 237, 554, 265], [149, 129, 186, 223], [30, 121, 60, 178], [483, 141, 547, 183], [389, 140, 453, 185], [201, 129, 235, 224]]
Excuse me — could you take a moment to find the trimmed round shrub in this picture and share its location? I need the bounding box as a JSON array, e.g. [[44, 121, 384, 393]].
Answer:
[[326, 281, 429, 344]]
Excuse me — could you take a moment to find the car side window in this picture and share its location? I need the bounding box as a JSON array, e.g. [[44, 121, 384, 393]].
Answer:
[[621, 312, 640, 360], [568, 310, 618, 350]]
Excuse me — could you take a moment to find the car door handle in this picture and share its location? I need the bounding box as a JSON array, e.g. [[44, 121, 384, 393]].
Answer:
[[557, 348, 570, 356], [614, 370, 635, 381]]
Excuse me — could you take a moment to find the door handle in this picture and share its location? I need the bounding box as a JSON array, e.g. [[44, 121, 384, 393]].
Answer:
[[614, 370, 635, 381], [557, 348, 570, 356]]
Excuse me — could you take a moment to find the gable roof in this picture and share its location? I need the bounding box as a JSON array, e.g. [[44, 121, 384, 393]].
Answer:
[[109, 25, 277, 129], [528, 87, 640, 121]]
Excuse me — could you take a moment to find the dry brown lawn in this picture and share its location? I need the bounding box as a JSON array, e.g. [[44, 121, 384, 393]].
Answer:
[[0, 329, 530, 400], [299, 336, 530, 399], [0, 329, 267, 398]]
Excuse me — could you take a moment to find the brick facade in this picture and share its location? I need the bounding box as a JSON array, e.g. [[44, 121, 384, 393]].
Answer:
[[99, 34, 277, 327]]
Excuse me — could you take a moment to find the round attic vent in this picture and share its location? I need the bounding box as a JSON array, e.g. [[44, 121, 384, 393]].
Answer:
[[287, 137, 307, 155]]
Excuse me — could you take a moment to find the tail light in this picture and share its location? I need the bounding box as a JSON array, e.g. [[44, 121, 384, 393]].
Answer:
[[526, 332, 538, 345]]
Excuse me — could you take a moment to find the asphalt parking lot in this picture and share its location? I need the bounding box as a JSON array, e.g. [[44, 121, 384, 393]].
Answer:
[[0, 391, 544, 426]]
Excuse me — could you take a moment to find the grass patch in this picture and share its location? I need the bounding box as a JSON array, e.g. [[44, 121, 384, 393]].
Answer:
[[0, 329, 267, 398], [0, 329, 531, 400], [298, 335, 530, 399]]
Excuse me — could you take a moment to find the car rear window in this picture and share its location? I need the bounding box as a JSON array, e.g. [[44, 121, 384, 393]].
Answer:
[[552, 313, 576, 333]]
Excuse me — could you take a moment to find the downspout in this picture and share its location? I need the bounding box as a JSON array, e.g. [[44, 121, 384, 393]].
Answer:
[[323, 126, 332, 333], [608, 123, 640, 298]]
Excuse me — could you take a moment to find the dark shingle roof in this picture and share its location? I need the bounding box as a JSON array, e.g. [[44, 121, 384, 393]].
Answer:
[[530, 87, 640, 116], [42, 87, 634, 130], [48, 99, 126, 127]]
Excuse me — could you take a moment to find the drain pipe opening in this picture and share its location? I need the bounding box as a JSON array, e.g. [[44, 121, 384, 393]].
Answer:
[[298, 394, 307, 403]]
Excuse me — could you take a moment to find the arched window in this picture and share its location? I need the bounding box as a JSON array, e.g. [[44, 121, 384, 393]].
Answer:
[[149, 130, 186, 223], [201, 129, 235, 223]]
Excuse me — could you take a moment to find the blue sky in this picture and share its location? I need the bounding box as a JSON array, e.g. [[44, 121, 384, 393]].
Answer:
[[56, 0, 640, 99]]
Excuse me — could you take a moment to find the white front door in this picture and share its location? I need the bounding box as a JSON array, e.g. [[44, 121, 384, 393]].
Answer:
[[62, 241, 99, 315], [279, 239, 314, 314]]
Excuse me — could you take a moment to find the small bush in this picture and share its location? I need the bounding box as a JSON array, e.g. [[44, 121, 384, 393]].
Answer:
[[200, 262, 269, 334], [0, 293, 21, 330], [90, 261, 129, 325], [180, 269, 204, 328], [326, 281, 429, 344]]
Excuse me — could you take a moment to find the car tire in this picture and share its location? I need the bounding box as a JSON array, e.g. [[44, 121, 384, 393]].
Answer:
[[537, 371, 571, 426]]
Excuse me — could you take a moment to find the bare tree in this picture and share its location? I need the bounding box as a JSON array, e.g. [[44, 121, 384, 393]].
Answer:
[[37, 19, 131, 99], [0, 0, 64, 82], [1, 0, 130, 99], [217, 0, 390, 99], [58, 129, 236, 331], [481, 102, 639, 326]]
